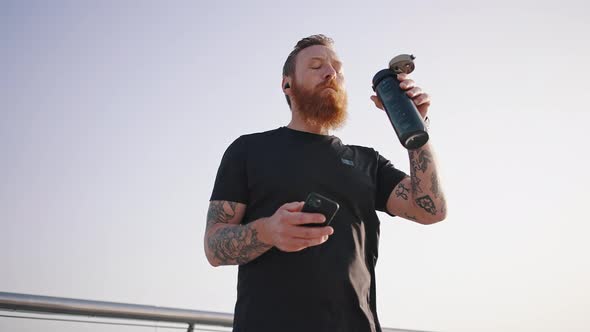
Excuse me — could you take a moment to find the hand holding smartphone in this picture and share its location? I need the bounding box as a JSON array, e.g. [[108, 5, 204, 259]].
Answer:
[[301, 192, 340, 227]]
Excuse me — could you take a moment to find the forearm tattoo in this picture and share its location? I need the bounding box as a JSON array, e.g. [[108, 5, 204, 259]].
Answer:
[[206, 201, 270, 265], [411, 150, 433, 173], [409, 148, 447, 217], [415, 195, 437, 215], [430, 171, 440, 198], [409, 150, 425, 193], [395, 183, 410, 200], [411, 173, 423, 193], [207, 224, 270, 265], [403, 213, 418, 221], [429, 170, 447, 214], [206, 201, 236, 228]]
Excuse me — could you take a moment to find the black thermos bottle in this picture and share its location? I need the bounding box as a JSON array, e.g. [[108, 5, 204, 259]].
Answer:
[[372, 54, 429, 150]]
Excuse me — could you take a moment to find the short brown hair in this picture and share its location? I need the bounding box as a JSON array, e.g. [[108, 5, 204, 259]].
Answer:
[[283, 34, 334, 107]]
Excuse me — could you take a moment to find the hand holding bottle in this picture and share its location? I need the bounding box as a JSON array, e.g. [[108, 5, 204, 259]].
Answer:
[[371, 54, 431, 149], [371, 72, 430, 119]]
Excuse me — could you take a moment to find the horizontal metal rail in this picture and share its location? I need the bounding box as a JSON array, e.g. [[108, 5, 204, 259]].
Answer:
[[0, 291, 433, 332], [0, 291, 232, 329]]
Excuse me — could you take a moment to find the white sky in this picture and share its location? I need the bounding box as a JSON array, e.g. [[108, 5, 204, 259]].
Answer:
[[1, 1, 589, 331]]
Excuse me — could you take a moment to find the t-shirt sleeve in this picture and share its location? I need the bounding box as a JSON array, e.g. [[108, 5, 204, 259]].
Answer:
[[209, 136, 249, 204], [375, 152, 408, 214]]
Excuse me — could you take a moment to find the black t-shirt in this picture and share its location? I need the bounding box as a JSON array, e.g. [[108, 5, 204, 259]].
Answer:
[[210, 126, 407, 332]]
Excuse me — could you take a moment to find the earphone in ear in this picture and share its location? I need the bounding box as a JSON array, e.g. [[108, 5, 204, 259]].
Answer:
[[284, 83, 290, 89]]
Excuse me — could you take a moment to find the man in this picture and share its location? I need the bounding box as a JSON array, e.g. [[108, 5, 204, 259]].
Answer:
[[204, 34, 447, 332]]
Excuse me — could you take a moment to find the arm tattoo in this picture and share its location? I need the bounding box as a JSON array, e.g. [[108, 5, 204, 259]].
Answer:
[[207, 201, 237, 228], [430, 171, 440, 198], [409, 150, 424, 193], [395, 183, 410, 200], [207, 224, 271, 265], [429, 170, 447, 213], [411, 173, 423, 193], [407, 148, 446, 220], [415, 150, 433, 172], [416, 195, 437, 215], [206, 201, 271, 265], [403, 213, 418, 221]]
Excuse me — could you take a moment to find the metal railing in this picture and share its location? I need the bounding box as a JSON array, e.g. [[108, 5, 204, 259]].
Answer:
[[0, 291, 433, 332]]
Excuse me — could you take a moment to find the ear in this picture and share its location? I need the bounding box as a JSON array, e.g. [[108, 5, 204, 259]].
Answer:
[[282, 77, 291, 92]]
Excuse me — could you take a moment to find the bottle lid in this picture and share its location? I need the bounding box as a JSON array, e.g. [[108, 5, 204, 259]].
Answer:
[[389, 54, 415, 74]]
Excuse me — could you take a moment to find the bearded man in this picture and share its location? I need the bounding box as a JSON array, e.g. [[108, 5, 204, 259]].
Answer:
[[204, 34, 447, 332]]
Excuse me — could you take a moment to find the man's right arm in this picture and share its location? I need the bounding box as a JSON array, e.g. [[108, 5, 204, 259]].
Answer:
[[204, 200, 334, 267], [204, 200, 271, 266]]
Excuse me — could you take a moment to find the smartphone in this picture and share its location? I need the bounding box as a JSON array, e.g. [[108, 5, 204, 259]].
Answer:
[[301, 192, 340, 227]]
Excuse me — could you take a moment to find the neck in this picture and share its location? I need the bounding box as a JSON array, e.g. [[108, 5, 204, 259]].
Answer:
[[287, 107, 329, 135]]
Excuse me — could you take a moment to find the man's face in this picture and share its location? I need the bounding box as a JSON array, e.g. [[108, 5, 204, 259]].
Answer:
[[289, 45, 348, 130]]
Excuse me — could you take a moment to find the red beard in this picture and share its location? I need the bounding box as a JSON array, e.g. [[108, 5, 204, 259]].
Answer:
[[290, 78, 348, 130]]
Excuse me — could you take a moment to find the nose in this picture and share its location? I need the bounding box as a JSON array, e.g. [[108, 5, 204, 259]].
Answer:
[[323, 64, 337, 81]]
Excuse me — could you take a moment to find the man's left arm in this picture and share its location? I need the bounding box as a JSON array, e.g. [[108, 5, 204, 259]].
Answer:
[[371, 73, 447, 224], [387, 143, 447, 224]]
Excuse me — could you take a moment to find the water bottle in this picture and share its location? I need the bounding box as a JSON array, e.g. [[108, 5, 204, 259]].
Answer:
[[372, 54, 429, 150]]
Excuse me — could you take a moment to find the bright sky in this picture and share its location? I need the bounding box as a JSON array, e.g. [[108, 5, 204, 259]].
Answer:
[[1, 1, 589, 331]]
